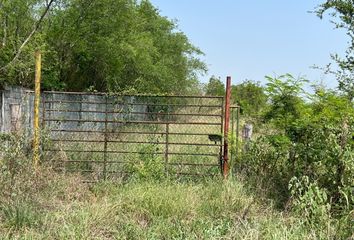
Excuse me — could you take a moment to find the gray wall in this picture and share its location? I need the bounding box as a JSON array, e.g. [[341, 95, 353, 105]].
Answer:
[[0, 86, 146, 134], [0, 86, 34, 133]]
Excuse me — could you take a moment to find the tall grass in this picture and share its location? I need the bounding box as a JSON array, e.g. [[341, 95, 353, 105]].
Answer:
[[0, 129, 349, 239], [0, 173, 332, 239]]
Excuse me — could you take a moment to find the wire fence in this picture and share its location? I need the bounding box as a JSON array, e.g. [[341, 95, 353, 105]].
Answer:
[[42, 92, 226, 181]]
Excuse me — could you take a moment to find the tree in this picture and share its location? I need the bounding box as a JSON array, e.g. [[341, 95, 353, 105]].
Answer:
[[264, 74, 309, 129], [204, 76, 225, 96], [231, 80, 267, 116], [0, 0, 56, 72], [0, 0, 48, 87], [316, 0, 354, 101], [0, 0, 207, 94], [45, 0, 206, 93]]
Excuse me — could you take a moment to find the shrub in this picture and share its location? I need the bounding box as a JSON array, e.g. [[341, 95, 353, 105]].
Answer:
[[237, 118, 354, 238], [288, 176, 331, 226], [126, 134, 165, 181]]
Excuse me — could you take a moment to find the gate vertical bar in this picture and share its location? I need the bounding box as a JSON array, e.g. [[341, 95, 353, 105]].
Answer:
[[33, 50, 41, 171], [236, 106, 240, 164], [230, 107, 235, 164], [41, 92, 46, 160], [41, 95, 46, 129], [223, 76, 231, 178], [165, 123, 169, 175], [103, 95, 108, 180], [219, 97, 224, 174]]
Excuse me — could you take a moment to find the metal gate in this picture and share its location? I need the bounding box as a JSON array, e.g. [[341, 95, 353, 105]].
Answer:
[[42, 92, 224, 181]]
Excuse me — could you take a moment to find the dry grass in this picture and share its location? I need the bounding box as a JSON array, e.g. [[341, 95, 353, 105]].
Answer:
[[0, 132, 338, 240], [0, 169, 332, 239]]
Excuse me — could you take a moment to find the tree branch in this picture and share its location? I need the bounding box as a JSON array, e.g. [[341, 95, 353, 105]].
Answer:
[[2, 15, 7, 48], [0, 0, 56, 71]]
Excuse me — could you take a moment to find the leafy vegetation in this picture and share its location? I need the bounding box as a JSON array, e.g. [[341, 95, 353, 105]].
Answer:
[[0, 0, 206, 94], [235, 74, 354, 239], [0, 0, 353, 239], [204, 76, 225, 96], [316, 0, 354, 101], [0, 135, 339, 239], [231, 80, 267, 116]]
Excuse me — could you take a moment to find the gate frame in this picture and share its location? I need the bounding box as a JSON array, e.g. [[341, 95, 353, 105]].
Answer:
[[33, 74, 233, 179], [223, 76, 232, 178], [41, 92, 226, 179]]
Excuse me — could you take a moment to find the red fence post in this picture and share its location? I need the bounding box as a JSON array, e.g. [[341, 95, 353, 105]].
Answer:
[[223, 76, 232, 178]]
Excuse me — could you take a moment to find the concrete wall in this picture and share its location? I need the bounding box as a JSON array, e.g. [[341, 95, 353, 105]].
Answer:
[[0, 86, 34, 134], [0, 86, 146, 134]]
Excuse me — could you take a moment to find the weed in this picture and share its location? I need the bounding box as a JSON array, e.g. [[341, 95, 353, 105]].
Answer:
[[0, 202, 40, 230]]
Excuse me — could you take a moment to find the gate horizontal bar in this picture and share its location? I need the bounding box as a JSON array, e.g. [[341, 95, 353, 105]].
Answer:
[[43, 90, 224, 99], [50, 129, 167, 135], [46, 149, 219, 157], [44, 109, 222, 117], [43, 118, 222, 125], [169, 132, 221, 136], [56, 160, 218, 167], [46, 149, 161, 154], [169, 163, 219, 167], [168, 152, 219, 157], [58, 160, 126, 164], [57, 169, 130, 174], [50, 129, 107, 133], [48, 129, 221, 137], [51, 139, 104, 143], [50, 139, 222, 147], [175, 172, 217, 177], [44, 100, 222, 108]]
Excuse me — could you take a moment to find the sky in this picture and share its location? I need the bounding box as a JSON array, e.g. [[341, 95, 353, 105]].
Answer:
[[149, 0, 349, 89]]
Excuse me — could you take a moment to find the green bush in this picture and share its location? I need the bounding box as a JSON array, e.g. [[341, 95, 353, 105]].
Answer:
[[289, 176, 331, 226], [126, 134, 165, 181], [235, 76, 354, 238]]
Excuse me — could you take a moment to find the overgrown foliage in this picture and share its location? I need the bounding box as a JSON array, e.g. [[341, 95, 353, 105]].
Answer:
[[316, 0, 354, 101], [0, 133, 337, 239], [204, 76, 225, 96], [231, 80, 267, 116], [0, 132, 92, 235], [1, 0, 353, 238], [0, 0, 206, 94], [264, 74, 309, 128], [236, 74, 354, 239]]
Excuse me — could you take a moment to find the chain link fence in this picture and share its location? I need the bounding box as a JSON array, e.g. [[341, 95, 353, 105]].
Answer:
[[42, 92, 225, 181]]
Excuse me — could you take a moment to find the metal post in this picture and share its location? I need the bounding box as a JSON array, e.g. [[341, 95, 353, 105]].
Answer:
[[236, 106, 240, 163], [1, 91, 4, 133], [231, 108, 235, 138], [230, 107, 235, 165], [223, 76, 231, 178], [40, 97, 47, 163], [103, 95, 108, 180], [33, 50, 41, 170], [219, 97, 224, 174], [165, 123, 169, 175], [41, 92, 46, 128]]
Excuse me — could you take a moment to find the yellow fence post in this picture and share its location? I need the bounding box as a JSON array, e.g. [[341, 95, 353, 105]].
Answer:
[[33, 50, 41, 170]]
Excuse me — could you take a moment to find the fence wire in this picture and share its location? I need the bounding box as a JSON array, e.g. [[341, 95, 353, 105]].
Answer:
[[42, 92, 225, 181]]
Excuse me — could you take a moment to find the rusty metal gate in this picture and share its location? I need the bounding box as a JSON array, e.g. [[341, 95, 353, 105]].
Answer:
[[42, 92, 225, 181]]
